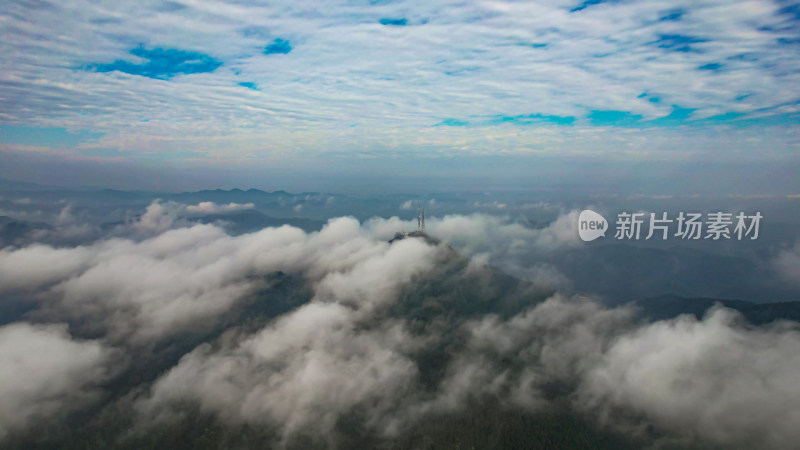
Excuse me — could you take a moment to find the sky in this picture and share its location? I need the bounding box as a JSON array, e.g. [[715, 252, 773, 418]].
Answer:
[[1, 0, 799, 192]]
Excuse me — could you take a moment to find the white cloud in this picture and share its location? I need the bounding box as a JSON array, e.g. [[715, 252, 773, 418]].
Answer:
[[433, 295, 635, 412], [138, 231, 441, 440], [132, 200, 254, 234], [580, 307, 800, 449], [131, 201, 186, 234], [185, 201, 254, 214], [140, 304, 423, 441], [0, 211, 442, 343], [3, 207, 800, 448], [0, 322, 112, 439], [427, 296, 800, 449], [774, 243, 800, 288], [134, 285, 800, 448], [370, 210, 580, 253]]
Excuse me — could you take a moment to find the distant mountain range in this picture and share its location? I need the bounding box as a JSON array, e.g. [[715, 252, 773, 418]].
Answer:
[[0, 177, 323, 198], [633, 294, 800, 325]]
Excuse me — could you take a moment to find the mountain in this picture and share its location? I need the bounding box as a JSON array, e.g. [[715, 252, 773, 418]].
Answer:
[[169, 188, 317, 205], [0, 216, 52, 247], [0, 178, 56, 192], [633, 294, 800, 325], [552, 243, 799, 304], [0, 178, 104, 192], [389, 230, 441, 246]]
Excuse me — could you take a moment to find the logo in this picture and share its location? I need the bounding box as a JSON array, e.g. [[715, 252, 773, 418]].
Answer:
[[578, 210, 608, 241], [577, 210, 762, 242]]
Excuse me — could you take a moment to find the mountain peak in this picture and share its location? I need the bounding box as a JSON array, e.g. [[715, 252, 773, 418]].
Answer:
[[389, 230, 440, 246]]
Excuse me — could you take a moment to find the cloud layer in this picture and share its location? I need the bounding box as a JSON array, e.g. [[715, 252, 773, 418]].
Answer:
[[0, 323, 112, 439], [1, 206, 800, 448], [1, 0, 799, 164], [0, 203, 441, 343]]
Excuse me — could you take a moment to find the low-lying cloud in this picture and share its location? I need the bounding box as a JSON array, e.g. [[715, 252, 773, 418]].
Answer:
[[0, 204, 440, 343], [774, 243, 800, 288], [1, 206, 799, 449], [366, 210, 581, 255], [185, 201, 254, 215], [0, 322, 112, 439], [138, 291, 800, 449], [579, 307, 800, 449]]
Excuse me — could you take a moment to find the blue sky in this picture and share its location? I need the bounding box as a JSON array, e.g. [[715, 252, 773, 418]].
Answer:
[[0, 0, 799, 191]]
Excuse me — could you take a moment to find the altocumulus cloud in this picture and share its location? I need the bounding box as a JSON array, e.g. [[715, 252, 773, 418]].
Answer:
[[774, 242, 800, 288], [2, 0, 800, 161]]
